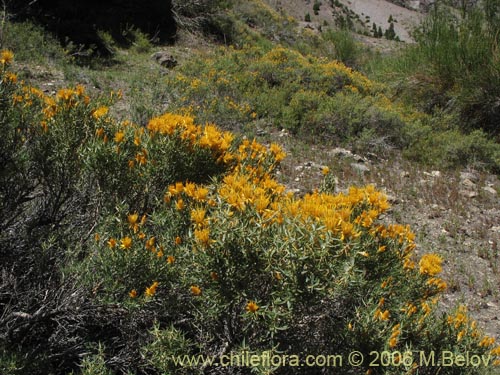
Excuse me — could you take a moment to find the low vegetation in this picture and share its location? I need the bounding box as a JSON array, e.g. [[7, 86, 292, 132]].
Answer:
[[1, 0, 500, 374]]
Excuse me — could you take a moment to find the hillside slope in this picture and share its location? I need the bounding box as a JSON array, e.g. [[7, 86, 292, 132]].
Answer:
[[266, 0, 422, 41]]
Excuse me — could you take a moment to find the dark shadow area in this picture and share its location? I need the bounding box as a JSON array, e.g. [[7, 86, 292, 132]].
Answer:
[[7, 0, 177, 56]]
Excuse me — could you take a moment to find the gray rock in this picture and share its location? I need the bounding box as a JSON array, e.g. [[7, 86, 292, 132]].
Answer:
[[351, 162, 370, 173], [152, 51, 177, 69]]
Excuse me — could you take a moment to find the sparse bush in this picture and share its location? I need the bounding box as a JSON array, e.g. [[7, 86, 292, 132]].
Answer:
[[322, 28, 360, 66], [313, 1, 321, 15], [410, 1, 500, 135]]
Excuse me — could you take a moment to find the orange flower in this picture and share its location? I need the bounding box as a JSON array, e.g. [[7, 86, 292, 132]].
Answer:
[[167, 255, 175, 264], [190, 285, 202, 296], [145, 281, 159, 297], [174, 236, 182, 245], [246, 301, 259, 313], [120, 236, 133, 249], [129, 289, 138, 298]]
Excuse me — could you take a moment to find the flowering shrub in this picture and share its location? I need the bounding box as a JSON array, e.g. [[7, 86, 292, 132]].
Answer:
[[1, 51, 500, 375], [163, 44, 426, 148]]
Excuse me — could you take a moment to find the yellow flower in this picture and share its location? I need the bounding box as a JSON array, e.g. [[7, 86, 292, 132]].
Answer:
[[246, 301, 259, 313], [194, 228, 211, 246], [269, 143, 286, 162], [145, 237, 156, 251], [129, 289, 138, 298], [404, 258, 415, 270], [4, 72, 17, 83], [490, 346, 500, 356], [145, 281, 159, 297], [380, 310, 390, 321], [167, 255, 175, 264], [419, 254, 443, 276], [128, 212, 139, 227], [155, 246, 164, 258], [92, 106, 109, 119], [0, 50, 14, 65], [389, 337, 398, 348], [56, 88, 75, 102], [120, 236, 133, 249], [94, 233, 100, 241], [191, 208, 208, 227], [175, 199, 185, 211], [107, 238, 117, 249], [190, 285, 202, 296], [114, 131, 125, 143], [374, 309, 390, 321], [174, 236, 182, 245], [322, 166, 330, 176]]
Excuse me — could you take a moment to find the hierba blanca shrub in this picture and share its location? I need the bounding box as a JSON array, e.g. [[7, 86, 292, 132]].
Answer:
[[0, 51, 232, 374], [2, 51, 500, 374]]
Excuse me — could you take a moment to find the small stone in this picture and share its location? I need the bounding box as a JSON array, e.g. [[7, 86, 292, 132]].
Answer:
[[294, 177, 300, 182], [423, 170, 441, 178], [353, 154, 366, 163], [256, 129, 266, 136], [386, 194, 400, 204], [400, 171, 410, 178], [460, 171, 479, 182], [279, 129, 289, 137], [295, 165, 304, 172], [460, 190, 478, 198], [329, 147, 353, 158], [461, 178, 476, 188], [483, 186, 497, 195]]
